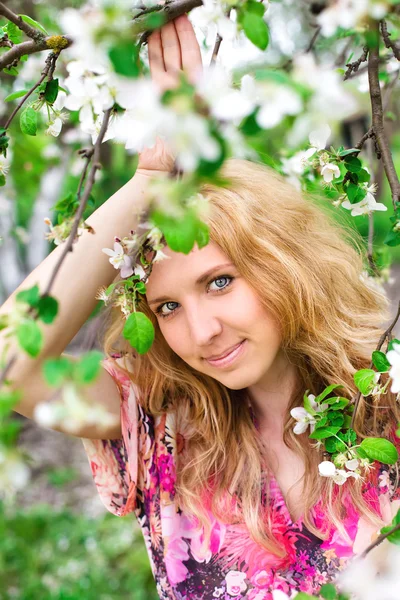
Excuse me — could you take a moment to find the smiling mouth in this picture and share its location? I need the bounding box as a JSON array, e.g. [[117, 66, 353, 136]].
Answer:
[[203, 341, 244, 361]]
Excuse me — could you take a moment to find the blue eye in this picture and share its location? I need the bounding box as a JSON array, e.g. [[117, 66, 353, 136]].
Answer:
[[155, 275, 234, 319]]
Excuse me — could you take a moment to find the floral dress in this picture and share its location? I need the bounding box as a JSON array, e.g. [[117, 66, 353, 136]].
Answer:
[[81, 355, 400, 600]]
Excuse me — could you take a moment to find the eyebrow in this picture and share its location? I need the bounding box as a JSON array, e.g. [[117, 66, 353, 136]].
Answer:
[[147, 263, 235, 306]]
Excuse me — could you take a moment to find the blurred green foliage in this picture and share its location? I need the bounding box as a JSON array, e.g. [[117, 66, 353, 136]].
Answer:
[[0, 501, 158, 600]]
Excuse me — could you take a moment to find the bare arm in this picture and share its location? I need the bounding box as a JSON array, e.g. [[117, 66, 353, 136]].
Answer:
[[0, 168, 166, 436]]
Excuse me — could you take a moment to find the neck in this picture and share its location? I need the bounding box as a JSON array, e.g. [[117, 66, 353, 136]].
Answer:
[[246, 349, 301, 439]]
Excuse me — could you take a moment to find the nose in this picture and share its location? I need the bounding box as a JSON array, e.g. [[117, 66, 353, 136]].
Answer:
[[185, 299, 223, 351]]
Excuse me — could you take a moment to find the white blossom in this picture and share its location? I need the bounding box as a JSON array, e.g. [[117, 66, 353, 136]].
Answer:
[[290, 393, 329, 434], [190, 0, 238, 42], [318, 460, 361, 485], [341, 191, 387, 216], [317, 0, 390, 37], [195, 65, 254, 123], [102, 241, 134, 278], [321, 162, 340, 183], [387, 342, 400, 394]]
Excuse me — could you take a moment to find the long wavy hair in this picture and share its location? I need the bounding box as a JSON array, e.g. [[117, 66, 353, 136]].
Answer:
[[99, 158, 399, 558]]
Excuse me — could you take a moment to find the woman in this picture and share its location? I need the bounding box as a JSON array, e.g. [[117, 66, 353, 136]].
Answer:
[[2, 13, 400, 600]]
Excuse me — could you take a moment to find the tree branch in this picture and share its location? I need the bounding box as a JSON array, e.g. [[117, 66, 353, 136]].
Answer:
[[132, 0, 202, 48], [0, 2, 45, 41], [344, 45, 369, 80], [350, 300, 400, 429], [368, 23, 400, 208], [43, 109, 112, 296], [380, 19, 400, 61], [0, 35, 73, 72], [1, 52, 58, 133]]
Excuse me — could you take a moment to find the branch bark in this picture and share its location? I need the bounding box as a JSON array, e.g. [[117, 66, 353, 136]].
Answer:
[[0, 2, 45, 41], [368, 23, 400, 208], [0, 35, 73, 71]]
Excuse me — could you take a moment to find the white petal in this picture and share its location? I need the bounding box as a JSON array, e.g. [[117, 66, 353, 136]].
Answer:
[[309, 124, 331, 150], [318, 461, 336, 477]]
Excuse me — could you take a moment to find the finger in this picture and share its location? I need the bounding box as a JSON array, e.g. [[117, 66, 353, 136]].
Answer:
[[148, 29, 166, 79], [174, 14, 203, 84], [160, 20, 182, 77]]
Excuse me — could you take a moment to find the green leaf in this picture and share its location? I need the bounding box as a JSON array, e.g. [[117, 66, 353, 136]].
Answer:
[[122, 312, 155, 355], [372, 350, 391, 373], [18, 14, 48, 35], [37, 295, 59, 324], [354, 368, 377, 395], [15, 284, 40, 308], [6, 22, 22, 44], [357, 168, 371, 183], [388, 339, 400, 352], [360, 437, 398, 465], [309, 426, 342, 440], [345, 183, 366, 203], [152, 210, 199, 254], [319, 583, 338, 600], [73, 350, 104, 385], [43, 357, 72, 386], [195, 220, 209, 249], [16, 319, 43, 357], [108, 41, 140, 77], [384, 228, 400, 247], [0, 389, 22, 417], [4, 90, 29, 102], [242, 12, 269, 50], [344, 156, 362, 173], [4, 66, 20, 76], [380, 523, 400, 545], [338, 148, 360, 158], [0, 174, 5, 187], [246, 0, 266, 16], [325, 397, 350, 410], [20, 107, 38, 136], [44, 78, 59, 104], [304, 392, 317, 415], [316, 384, 343, 402]]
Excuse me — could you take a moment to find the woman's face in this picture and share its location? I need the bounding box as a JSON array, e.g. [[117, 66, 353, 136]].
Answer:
[[145, 241, 283, 390]]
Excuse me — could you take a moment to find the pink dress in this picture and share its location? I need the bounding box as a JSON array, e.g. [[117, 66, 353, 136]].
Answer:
[[81, 355, 400, 600]]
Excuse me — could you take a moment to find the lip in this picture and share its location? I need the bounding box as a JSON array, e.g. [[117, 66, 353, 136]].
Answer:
[[204, 340, 247, 368]]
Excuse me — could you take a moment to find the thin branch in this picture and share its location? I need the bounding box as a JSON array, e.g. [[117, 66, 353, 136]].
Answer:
[[0, 109, 112, 386], [359, 522, 400, 560], [350, 301, 400, 429], [368, 23, 400, 208], [380, 20, 400, 61], [133, 0, 202, 49], [0, 35, 73, 72], [43, 109, 112, 295], [210, 8, 232, 66], [305, 24, 321, 53], [1, 52, 58, 133], [344, 45, 369, 80], [0, 2, 45, 41]]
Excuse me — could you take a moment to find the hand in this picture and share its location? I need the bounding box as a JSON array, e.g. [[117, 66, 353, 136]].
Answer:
[[137, 14, 203, 174]]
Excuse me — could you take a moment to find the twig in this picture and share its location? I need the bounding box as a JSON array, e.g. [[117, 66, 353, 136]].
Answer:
[[306, 25, 321, 53], [1, 52, 58, 133], [0, 109, 112, 387], [43, 109, 112, 295], [133, 0, 202, 49], [368, 22, 400, 208], [380, 20, 400, 61], [0, 2, 45, 41], [0, 35, 73, 71], [344, 45, 369, 80], [359, 522, 400, 559], [210, 8, 232, 66], [350, 300, 400, 429]]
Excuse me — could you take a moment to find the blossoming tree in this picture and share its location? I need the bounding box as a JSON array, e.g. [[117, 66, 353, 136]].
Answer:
[[1, 1, 400, 597]]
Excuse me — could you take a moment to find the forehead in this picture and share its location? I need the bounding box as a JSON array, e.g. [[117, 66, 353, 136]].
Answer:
[[145, 241, 232, 296]]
